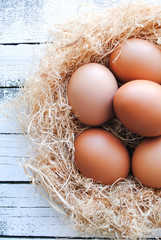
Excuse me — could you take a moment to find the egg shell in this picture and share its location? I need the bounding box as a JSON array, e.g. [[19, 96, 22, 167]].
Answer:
[[109, 38, 161, 83], [132, 136, 161, 188], [67, 63, 118, 126], [74, 128, 130, 185], [113, 80, 161, 137]]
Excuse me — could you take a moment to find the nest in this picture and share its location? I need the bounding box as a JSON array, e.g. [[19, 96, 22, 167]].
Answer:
[[16, 1, 161, 239]]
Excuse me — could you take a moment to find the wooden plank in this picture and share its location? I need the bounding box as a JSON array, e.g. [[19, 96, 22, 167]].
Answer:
[[0, 88, 19, 103], [0, 184, 80, 237], [0, 156, 29, 182], [0, 88, 22, 134], [0, 134, 29, 181], [0, 134, 29, 158], [0, 236, 94, 240], [0, 112, 21, 134], [0, 44, 43, 87], [0, 239, 100, 240], [0, 117, 29, 182], [1, 0, 159, 44], [0, 0, 89, 44], [0, 239, 95, 240], [0, 239, 103, 240]]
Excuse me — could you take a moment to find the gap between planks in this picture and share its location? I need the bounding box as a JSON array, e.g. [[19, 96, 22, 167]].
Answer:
[[0, 184, 84, 237], [0, 237, 110, 239], [0, 42, 43, 45]]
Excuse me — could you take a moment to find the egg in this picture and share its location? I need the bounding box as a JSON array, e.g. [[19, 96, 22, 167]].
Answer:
[[67, 63, 118, 126], [113, 80, 161, 137], [132, 136, 161, 188], [74, 128, 130, 185], [109, 38, 161, 83]]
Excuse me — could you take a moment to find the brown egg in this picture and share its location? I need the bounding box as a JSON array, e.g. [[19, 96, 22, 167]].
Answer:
[[132, 136, 161, 188], [109, 38, 161, 83], [67, 63, 118, 126], [74, 128, 130, 185], [114, 80, 161, 137]]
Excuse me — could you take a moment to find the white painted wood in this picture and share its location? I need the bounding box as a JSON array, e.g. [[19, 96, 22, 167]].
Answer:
[[0, 134, 29, 158], [0, 156, 29, 182], [0, 88, 19, 103], [0, 0, 88, 44], [0, 88, 22, 134], [0, 111, 21, 134], [0, 44, 43, 87], [0, 184, 80, 237], [1, 0, 160, 44], [0, 106, 29, 181]]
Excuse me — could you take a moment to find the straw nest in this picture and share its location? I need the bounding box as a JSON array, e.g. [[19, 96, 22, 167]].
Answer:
[[16, 1, 161, 239]]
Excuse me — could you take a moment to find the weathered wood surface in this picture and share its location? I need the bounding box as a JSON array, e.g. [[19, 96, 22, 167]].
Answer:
[[0, 0, 160, 44], [0, 88, 19, 102], [2, 239, 97, 240], [0, 0, 89, 44], [0, 156, 29, 182], [0, 45, 43, 87], [0, 134, 29, 158], [0, 134, 29, 182], [0, 239, 91, 240], [0, 239, 90, 240], [0, 184, 79, 237], [0, 107, 21, 134]]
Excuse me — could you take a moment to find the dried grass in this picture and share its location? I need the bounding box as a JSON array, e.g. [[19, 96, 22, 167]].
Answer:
[[15, 0, 161, 239]]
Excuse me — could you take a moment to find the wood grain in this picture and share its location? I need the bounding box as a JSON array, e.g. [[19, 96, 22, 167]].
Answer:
[[0, 113, 21, 134], [0, 156, 29, 182], [0, 44, 43, 87], [0, 134, 29, 158], [0, 0, 89, 44], [0, 184, 80, 237], [0, 88, 19, 102], [0, 236, 95, 240], [0, 88, 22, 135], [0, 0, 128, 44]]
